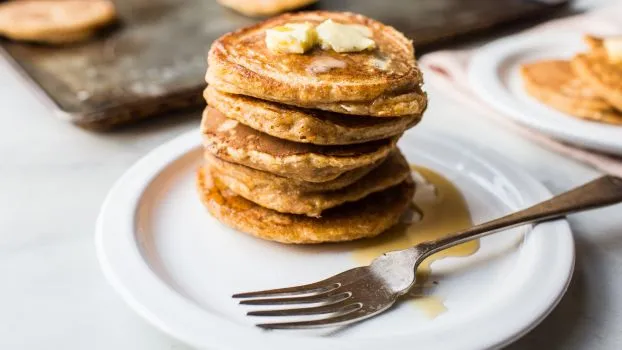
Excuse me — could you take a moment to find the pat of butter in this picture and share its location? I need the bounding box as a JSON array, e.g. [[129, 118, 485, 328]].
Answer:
[[265, 22, 317, 54], [315, 19, 376, 53], [604, 37, 622, 62]]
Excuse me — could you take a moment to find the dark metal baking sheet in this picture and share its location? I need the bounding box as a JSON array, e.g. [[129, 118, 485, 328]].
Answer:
[[0, 0, 567, 129]]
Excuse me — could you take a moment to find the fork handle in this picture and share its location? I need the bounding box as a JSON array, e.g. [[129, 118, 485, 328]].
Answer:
[[421, 175, 622, 257]]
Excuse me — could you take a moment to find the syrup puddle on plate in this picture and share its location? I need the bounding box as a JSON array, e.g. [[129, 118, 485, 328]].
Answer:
[[351, 166, 480, 318]]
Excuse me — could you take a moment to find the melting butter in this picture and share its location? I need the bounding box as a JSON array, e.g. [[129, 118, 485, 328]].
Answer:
[[306, 56, 347, 74], [351, 166, 479, 318], [265, 20, 376, 54], [316, 19, 376, 53], [265, 22, 317, 54], [604, 36, 622, 62], [371, 53, 391, 71]]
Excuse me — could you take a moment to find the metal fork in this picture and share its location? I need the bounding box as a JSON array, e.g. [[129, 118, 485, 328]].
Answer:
[[234, 175, 622, 329]]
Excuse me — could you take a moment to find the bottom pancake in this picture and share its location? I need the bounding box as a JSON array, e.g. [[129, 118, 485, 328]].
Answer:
[[210, 150, 410, 217], [197, 167, 415, 244], [520, 59, 622, 124]]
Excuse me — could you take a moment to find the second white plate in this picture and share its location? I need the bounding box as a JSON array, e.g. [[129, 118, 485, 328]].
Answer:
[[469, 32, 622, 155]]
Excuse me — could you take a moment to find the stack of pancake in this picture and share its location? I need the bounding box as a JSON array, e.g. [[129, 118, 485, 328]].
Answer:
[[197, 11, 427, 244], [521, 35, 622, 125]]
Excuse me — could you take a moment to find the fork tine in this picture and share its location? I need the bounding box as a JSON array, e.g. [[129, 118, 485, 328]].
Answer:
[[257, 306, 373, 329], [233, 282, 340, 299], [247, 301, 359, 317], [239, 291, 351, 306]]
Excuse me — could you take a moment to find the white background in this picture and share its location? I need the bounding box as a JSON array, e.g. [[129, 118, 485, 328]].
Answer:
[[0, 0, 620, 348]]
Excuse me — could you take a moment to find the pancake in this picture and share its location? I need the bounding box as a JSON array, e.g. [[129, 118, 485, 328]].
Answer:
[[205, 152, 381, 193], [197, 167, 415, 244], [305, 86, 427, 117], [210, 149, 410, 217], [217, 0, 318, 17], [201, 107, 398, 182], [206, 11, 426, 117], [205, 87, 420, 145], [0, 0, 116, 44], [571, 35, 622, 114], [22, 28, 97, 44], [521, 59, 622, 124]]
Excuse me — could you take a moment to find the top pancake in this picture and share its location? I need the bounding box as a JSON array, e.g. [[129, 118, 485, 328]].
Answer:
[[206, 11, 426, 117], [521, 59, 622, 124], [571, 35, 622, 112]]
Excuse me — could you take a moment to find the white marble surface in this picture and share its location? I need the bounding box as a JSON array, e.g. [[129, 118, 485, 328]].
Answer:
[[1, 1, 621, 349]]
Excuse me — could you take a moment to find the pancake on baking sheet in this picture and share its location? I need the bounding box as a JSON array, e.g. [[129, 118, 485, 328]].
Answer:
[[0, 0, 116, 44], [204, 152, 381, 193], [201, 107, 398, 182], [571, 35, 622, 113], [205, 86, 420, 145], [217, 0, 317, 17], [209, 150, 410, 217], [206, 11, 426, 117], [521, 59, 622, 124], [197, 167, 415, 244]]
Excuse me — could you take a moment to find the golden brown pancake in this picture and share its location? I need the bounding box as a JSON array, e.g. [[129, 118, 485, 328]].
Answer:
[[521, 59, 622, 124], [205, 87, 420, 145], [206, 11, 426, 117], [307, 87, 427, 117], [197, 167, 415, 244], [0, 0, 116, 44], [217, 0, 317, 17], [205, 152, 381, 193], [210, 149, 410, 217], [571, 35, 622, 114], [201, 107, 398, 182]]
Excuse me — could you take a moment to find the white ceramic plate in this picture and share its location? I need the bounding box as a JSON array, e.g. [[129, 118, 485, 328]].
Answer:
[[96, 129, 574, 350], [469, 32, 622, 156]]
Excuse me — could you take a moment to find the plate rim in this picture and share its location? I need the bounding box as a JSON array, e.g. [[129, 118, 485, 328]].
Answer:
[[95, 129, 575, 350], [468, 32, 622, 155]]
